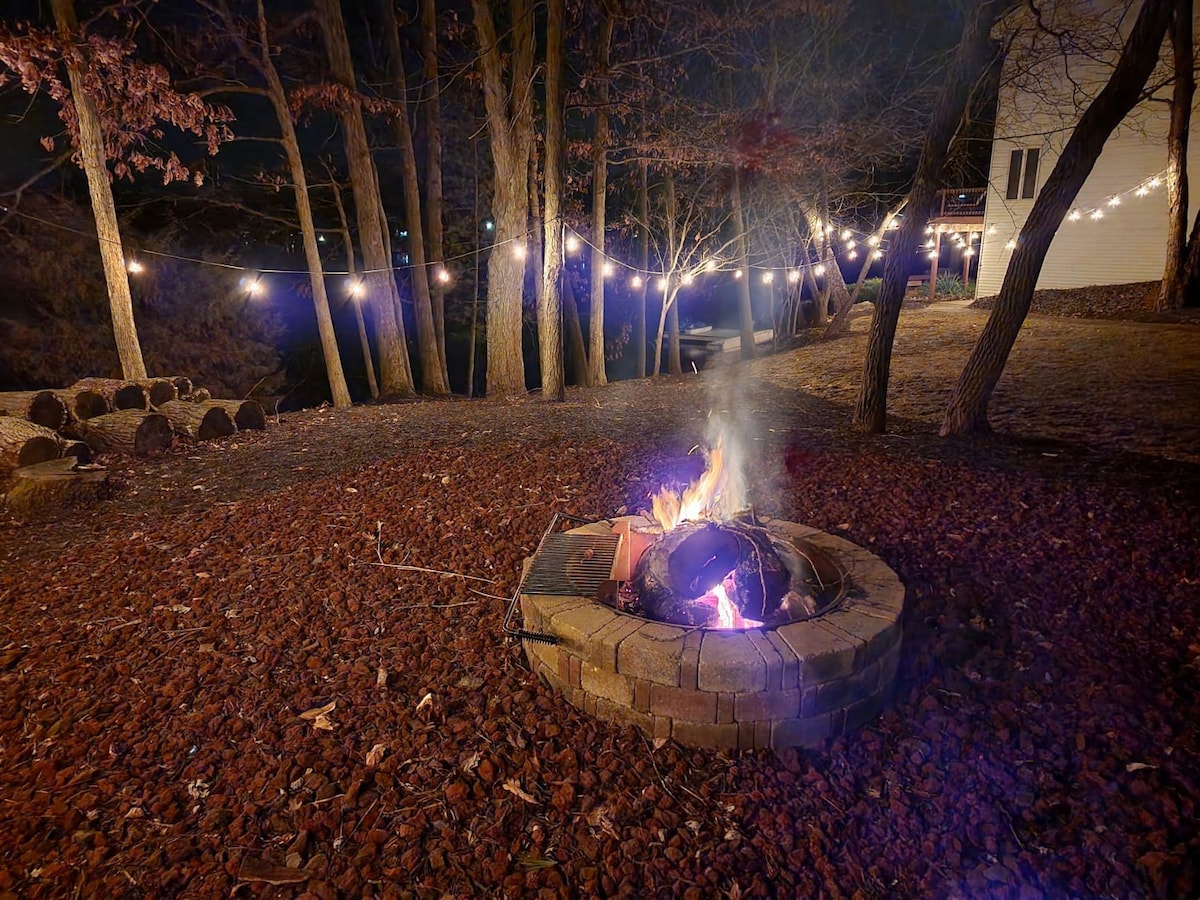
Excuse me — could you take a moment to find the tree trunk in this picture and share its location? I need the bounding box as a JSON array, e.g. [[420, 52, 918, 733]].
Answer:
[[420, 0, 450, 384], [667, 295, 682, 375], [71, 377, 148, 410], [539, 0, 566, 401], [1181, 209, 1200, 301], [374, 0, 448, 395], [1156, 0, 1193, 311], [730, 168, 757, 358], [0, 391, 68, 431], [941, 0, 1174, 436], [853, 0, 1015, 434], [0, 417, 61, 473], [315, 0, 410, 398], [330, 180, 379, 400], [78, 409, 172, 456], [50, 0, 146, 380], [472, 0, 535, 399], [635, 157, 650, 378], [256, 5, 352, 409], [587, 9, 614, 387], [563, 272, 591, 386], [203, 399, 267, 431], [157, 400, 234, 441]]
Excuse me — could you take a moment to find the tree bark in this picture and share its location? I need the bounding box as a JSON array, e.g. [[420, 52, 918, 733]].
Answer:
[[472, 0, 535, 398], [157, 400, 234, 441], [1156, 0, 1193, 311], [634, 157, 650, 378], [374, 0, 448, 395], [255, 2, 352, 408], [563, 272, 591, 386], [71, 377, 148, 410], [78, 409, 172, 456], [0, 417, 61, 473], [539, 0, 566, 401], [730, 168, 757, 358], [853, 0, 1013, 434], [315, 0, 410, 398], [420, 0, 450, 383], [941, 0, 1174, 436], [587, 8, 614, 387], [667, 294, 682, 375], [50, 0, 146, 380], [0, 391, 68, 431]]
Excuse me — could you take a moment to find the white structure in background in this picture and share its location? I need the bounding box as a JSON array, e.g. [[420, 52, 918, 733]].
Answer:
[[976, 0, 1200, 297]]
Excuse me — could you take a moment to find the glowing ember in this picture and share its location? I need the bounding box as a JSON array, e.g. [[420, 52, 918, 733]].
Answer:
[[707, 582, 762, 629], [651, 439, 727, 532]]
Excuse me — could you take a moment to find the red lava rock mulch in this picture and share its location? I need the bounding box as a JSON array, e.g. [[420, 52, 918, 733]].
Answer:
[[1, 305, 1198, 898]]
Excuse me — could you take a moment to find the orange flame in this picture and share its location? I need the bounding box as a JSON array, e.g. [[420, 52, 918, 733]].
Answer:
[[711, 583, 762, 630], [650, 440, 726, 532]]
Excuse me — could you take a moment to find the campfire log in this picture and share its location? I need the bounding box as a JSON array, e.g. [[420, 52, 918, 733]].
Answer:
[[78, 410, 173, 456], [70, 378, 149, 411], [136, 378, 179, 408], [206, 399, 266, 431], [630, 520, 790, 627], [0, 417, 62, 474], [157, 400, 235, 441], [0, 391, 69, 431]]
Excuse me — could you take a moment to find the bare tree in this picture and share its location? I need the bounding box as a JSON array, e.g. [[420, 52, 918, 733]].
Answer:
[[420, 0, 450, 383], [329, 173, 379, 400], [587, 6, 615, 387], [471, 0, 535, 398], [941, 0, 1174, 435], [1156, 0, 1194, 310], [539, 0, 566, 400]]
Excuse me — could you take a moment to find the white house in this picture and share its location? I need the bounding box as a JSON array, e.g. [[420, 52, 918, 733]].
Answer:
[[975, 0, 1200, 296]]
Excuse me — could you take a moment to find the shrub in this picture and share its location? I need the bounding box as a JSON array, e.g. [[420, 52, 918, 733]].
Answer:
[[936, 274, 969, 296], [856, 278, 883, 304]]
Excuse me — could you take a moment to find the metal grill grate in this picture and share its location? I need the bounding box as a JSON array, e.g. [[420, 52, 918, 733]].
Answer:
[[521, 532, 620, 598]]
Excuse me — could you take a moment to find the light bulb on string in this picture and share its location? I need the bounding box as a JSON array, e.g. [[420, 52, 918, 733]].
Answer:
[[840, 229, 852, 240], [631, 274, 643, 289], [814, 264, 826, 276], [512, 243, 526, 259], [963, 247, 975, 257], [927, 250, 938, 260], [565, 234, 580, 253], [1135, 186, 1149, 197], [788, 269, 800, 283], [873, 250, 884, 259], [1090, 210, 1104, 220], [1149, 176, 1161, 188], [243, 276, 264, 296], [1107, 196, 1121, 207], [867, 235, 879, 246], [682, 272, 694, 285], [656, 276, 668, 292], [734, 269, 743, 279], [924, 225, 934, 234], [987, 225, 997, 235], [436, 268, 451, 285], [602, 261, 614, 277], [824, 224, 835, 235], [925, 239, 936, 249], [704, 258, 717, 271], [127, 258, 143, 274], [1005, 239, 1017, 250], [845, 240, 856, 251], [1068, 210, 1082, 221], [762, 271, 774, 284], [847, 250, 858, 261]]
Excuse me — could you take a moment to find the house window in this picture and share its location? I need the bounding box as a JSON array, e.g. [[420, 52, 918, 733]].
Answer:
[[1005, 148, 1040, 200]]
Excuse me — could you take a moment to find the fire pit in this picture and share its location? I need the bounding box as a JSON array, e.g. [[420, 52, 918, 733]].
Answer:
[[515, 511, 903, 752]]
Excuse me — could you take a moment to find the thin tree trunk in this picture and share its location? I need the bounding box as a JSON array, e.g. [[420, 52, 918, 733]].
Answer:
[[539, 0, 566, 400], [806, 212, 830, 328], [562, 272, 590, 386], [667, 293, 682, 375], [635, 157, 649, 378], [941, 0, 1174, 436], [51, 0, 146, 380], [587, 8, 614, 387], [850, 1, 1013, 433], [251, 4, 350, 408], [419, 0, 449, 383], [469, 140, 482, 399], [315, 0, 411, 397], [472, 0, 534, 398], [730, 168, 756, 358], [1157, 0, 1193, 311], [331, 180, 379, 400], [375, 0, 448, 395]]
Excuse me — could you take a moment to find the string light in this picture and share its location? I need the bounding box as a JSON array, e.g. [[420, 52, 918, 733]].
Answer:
[[788, 269, 800, 283], [512, 244, 526, 259], [602, 261, 614, 277], [873, 250, 884, 259], [1090, 209, 1104, 220], [656, 276, 668, 291], [126, 259, 143, 274], [814, 264, 826, 276], [631, 274, 643, 289], [845, 240, 856, 250], [1005, 239, 1017, 250], [1107, 196, 1121, 207], [682, 273, 694, 285], [762, 271, 774, 284], [840, 229, 852, 240], [565, 234, 580, 253], [243, 276, 264, 296], [1068, 210, 1082, 221], [927, 250, 938, 259], [435, 268, 450, 284], [867, 235, 879, 247], [847, 250, 858, 261], [734, 269, 743, 279], [704, 258, 717, 271]]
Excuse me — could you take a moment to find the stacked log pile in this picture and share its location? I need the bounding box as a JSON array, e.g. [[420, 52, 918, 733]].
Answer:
[[1, 375, 269, 483]]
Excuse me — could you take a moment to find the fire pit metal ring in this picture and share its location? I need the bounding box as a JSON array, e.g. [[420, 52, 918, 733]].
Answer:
[[520, 515, 904, 752]]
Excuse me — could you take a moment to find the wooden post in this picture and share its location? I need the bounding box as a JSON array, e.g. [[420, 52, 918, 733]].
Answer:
[[927, 229, 941, 301]]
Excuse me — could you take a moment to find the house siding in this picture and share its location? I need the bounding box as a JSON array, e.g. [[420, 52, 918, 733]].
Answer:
[[976, 0, 1200, 297]]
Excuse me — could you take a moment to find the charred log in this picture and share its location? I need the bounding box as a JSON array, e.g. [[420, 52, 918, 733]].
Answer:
[[157, 400, 235, 441], [70, 378, 149, 411], [0, 391, 69, 431], [78, 410, 173, 456], [0, 417, 62, 474]]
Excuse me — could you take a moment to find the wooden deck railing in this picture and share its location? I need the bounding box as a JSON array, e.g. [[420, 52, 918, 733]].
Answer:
[[937, 187, 987, 219]]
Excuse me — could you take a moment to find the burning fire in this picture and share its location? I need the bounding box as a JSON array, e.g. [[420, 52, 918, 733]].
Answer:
[[650, 440, 727, 532], [708, 583, 762, 629]]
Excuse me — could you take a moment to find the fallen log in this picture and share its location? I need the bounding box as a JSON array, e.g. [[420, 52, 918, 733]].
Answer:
[[0, 417, 62, 474], [70, 377, 149, 411], [61, 440, 93, 464], [53, 388, 109, 423], [136, 378, 178, 408], [164, 375, 194, 398], [5, 456, 109, 517], [206, 399, 266, 431], [189, 387, 212, 403], [0, 390, 69, 431], [78, 410, 173, 456], [157, 400, 235, 441]]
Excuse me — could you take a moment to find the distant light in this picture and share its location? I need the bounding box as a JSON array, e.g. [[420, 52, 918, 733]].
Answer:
[[1068, 210, 1082, 221], [788, 269, 800, 283], [847, 250, 858, 261], [733, 269, 743, 279], [436, 268, 450, 284], [565, 234, 580, 253], [814, 264, 826, 276], [631, 275, 643, 288], [318, 234, 326, 243], [399, 230, 408, 238], [1005, 239, 1017, 250], [762, 271, 774, 284], [126, 259, 143, 274], [704, 258, 717, 271], [485, 220, 494, 231], [840, 229, 852, 241], [602, 261, 614, 277]]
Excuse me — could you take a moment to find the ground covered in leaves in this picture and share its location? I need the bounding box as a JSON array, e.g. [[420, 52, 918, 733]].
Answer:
[[1, 300, 1198, 898]]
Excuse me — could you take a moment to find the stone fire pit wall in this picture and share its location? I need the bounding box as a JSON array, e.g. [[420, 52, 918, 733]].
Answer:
[[521, 516, 904, 752]]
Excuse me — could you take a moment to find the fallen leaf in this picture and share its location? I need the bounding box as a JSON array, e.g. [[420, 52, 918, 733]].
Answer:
[[502, 778, 537, 804], [299, 700, 337, 721], [376, 667, 388, 688], [461, 751, 480, 774], [366, 743, 386, 767], [455, 675, 484, 690], [416, 692, 433, 713], [238, 857, 309, 885], [345, 487, 359, 493], [1126, 762, 1157, 772]]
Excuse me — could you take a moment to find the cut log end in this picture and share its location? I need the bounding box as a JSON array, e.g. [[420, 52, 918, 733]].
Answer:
[[79, 410, 174, 457], [18, 436, 60, 468], [113, 385, 150, 410], [0, 391, 68, 431], [5, 457, 110, 517], [158, 401, 234, 441], [64, 390, 108, 421]]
